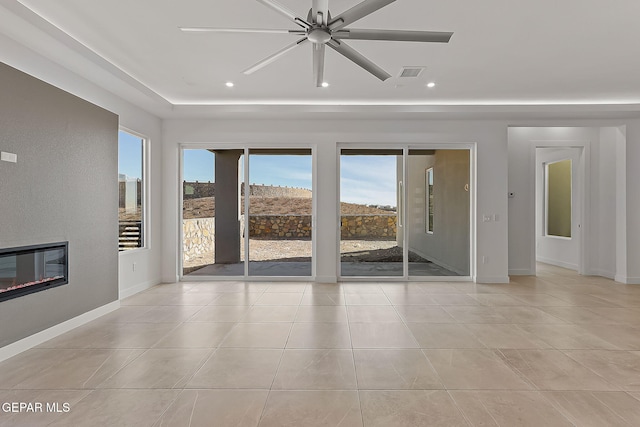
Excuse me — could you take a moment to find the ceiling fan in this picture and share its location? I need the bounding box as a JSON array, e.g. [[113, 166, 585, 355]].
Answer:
[[180, 0, 453, 86]]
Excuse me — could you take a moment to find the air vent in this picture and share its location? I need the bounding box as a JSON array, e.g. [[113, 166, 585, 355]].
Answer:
[[399, 67, 425, 78]]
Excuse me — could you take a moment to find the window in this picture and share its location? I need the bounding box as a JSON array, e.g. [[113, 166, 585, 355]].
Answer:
[[118, 130, 146, 250], [426, 167, 434, 233], [545, 159, 572, 238]]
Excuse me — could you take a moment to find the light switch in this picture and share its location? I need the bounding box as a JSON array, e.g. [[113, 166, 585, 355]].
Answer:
[[1, 152, 17, 163]]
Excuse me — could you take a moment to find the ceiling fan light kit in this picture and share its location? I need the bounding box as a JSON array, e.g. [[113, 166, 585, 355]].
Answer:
[[181, 0, 453, 87]]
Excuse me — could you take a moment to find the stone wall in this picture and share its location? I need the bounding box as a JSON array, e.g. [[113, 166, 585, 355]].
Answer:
[[183, 214, 397, 265], [249, 215, 312, 239], [340, 215, 397, 240], [183, 218, 214, 263], [183, 181, 312, 200]]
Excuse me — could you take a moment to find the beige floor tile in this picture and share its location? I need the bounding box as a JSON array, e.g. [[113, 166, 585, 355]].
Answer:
[[542, 391, 635, 427], [552, 293, 621, 307], [493, 306, 566, 323], [346, 305, 400, 322], [38, 322, 179, 349], [300, 292, 346, 306], [264, 283, 309, 293], [353, 349, 443, 390], [563, 350, 640, 390], [395, 306, 457, 323], [384, 293, 438, 305], [220, 323, 292, 348], [516, 324, 620, 349], [154, 389, 268, 427], [186, 305, 251, 322], [498, 349, 618, 390], [442, 306, 511, 323], [470, 294, 525, 306], [344, 293, 390, 305], [587, 391, 640, 425], [47, 389, 180, 427], [360, 390, 467, 427], [0, 389, 91, 427], [579, 324, 640, 350], [153, 322, 235, 348], [96, 306, 153, 323], [294, 306, 348, 322], [286, 322, 351, 348], [412, 283, 462, 294], [255, 292, 303, 306], [241, 306, 299, 322], [407, 323, 486, 349], [273, 349, 356, 390], [451, 391, 573, 427], [430, 294, 480, 305], [540, 306, 610, 323], [342, 284, 384, 294], [97, 348, 210, 389], [258, 390, 362, 427], [208, 292, 262, 305], [187, 348, 282, 389], [0, 348, 143, 389], [128, 305, 204, 323], [349, 323, 418, 348], [306, 283, 344, 294], [586, 307, 640, 324], [225, 282, 271, 293], [380, 284, 429, 294], [424, 349, 532, 390], [464, 324, 552, 349], [511, 293, 572, 307]]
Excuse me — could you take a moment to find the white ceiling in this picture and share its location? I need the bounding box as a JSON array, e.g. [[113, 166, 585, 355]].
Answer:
[[9, 0, 640, 109]]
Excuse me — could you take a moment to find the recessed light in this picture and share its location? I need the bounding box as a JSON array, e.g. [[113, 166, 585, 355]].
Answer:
[[225, 82, 234, 87], [426, 82, 436, 88], [321, 82, 329, 88]]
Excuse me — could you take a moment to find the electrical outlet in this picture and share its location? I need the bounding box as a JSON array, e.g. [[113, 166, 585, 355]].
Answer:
[[483, 215, 492, 222], [482, 256, 489, 264], [132, 262, 137, 272]]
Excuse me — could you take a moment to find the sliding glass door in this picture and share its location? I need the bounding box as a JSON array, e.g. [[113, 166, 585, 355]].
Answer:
[[339, 147, 471, 279], [181, 147, 313, 279]]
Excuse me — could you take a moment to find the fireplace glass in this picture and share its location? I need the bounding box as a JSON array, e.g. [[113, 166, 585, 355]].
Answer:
[[0, 242, 68, 303]]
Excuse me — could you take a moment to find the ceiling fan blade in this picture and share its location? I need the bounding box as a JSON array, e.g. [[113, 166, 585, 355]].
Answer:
[[179, 27, 306, 35], [329, 0, 396, 31], [243, 37, 309, 75], [312, 0, 330, 25], [327, 39, 391, 81], [257, 0, 312, 29], [332, 29, 453, 43], [313, 43, 326, 87]]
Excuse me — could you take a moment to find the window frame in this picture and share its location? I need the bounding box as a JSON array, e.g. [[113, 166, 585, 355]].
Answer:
[[426, 167, 434, 234], [118, 127, 149, 252]]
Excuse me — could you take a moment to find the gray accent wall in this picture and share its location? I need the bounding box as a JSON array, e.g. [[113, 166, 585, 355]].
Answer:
[[0, 62, 118, 347]]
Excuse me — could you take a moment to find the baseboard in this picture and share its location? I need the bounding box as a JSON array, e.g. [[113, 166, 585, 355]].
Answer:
[[119, 278, 161, 299], [316, 276, 338, 283], [0, 300, 120, 363], [589, 269, 615, 280], [615, 275, 640, 285], [476, 276, 510, 284], [509, 269, 534, 276], [536, 256, 578, 271]]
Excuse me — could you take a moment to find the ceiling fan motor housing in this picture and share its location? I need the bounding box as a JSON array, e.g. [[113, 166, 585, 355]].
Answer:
[[307, 28, 332, 44]]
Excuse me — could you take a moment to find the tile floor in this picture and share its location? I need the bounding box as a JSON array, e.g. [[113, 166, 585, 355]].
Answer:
[[2, 264, 640, 425]]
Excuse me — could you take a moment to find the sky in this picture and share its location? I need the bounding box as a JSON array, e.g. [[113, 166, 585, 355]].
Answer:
[[120, 142, 398, 206], [118, 130, 143, 179]]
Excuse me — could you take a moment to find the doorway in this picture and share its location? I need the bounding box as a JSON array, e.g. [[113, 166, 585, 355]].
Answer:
[[535, 147, 583, 272]]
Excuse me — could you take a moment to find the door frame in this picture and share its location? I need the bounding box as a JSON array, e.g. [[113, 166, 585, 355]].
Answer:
[[336, 142, 476, 282], [530, 141, 590, 276], [178, 142, 317, 281]]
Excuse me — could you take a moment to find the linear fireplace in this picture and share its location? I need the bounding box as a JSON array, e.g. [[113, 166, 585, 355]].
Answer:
[[0, 242, 68, 303]]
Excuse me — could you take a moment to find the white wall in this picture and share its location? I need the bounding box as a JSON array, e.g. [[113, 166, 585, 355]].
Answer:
[[0, 33, 164, 297], [163, 119, 510, 283], [406, 151, 470, 275]]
